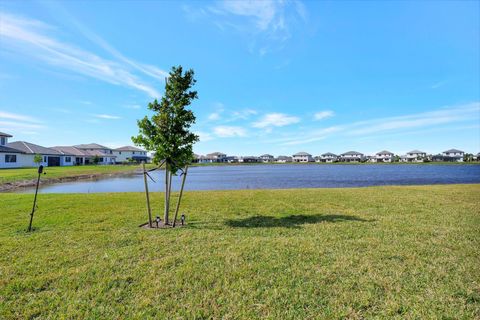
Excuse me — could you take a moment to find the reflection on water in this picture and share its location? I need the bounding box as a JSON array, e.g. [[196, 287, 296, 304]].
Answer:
[[11, 164, 480, 194]]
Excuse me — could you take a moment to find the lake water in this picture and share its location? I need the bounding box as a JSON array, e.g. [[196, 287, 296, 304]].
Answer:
[[11, 164, 480, 193]]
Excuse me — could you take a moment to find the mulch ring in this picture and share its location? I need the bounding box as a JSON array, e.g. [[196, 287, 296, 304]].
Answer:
[[139, 220, 186, 229]]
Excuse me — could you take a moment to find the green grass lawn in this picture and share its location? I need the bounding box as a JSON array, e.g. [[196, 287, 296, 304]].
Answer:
[[0, 185, 479, 319], [0, 164, 153, 185]]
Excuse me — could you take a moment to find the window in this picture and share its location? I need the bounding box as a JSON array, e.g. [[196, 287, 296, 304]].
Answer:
[[65, 157, 71, 162], [132, 151, 135, 155], [0, 137, 5, 145], [119, 151, 122, 155], [5, 154, 16, 163], [99, 157, 104, 162], [44, 156, 47, 162]]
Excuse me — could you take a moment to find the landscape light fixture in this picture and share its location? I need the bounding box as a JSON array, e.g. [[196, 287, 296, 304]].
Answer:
[[156, 216, 160, 228], [181, 214, 185, 226]]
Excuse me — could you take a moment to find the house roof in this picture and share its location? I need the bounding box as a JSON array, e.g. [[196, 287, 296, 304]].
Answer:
[[277, 155, 292, 160], [206, 152, 226, 157], [260, 154, 274, 157], [0, 145, 25, 153], [0, 132, 13, 137], [7, 141, 64, 155], [293, 152, 312, 156], [321, 152, 337, 157], [115, 146, 145, 152], [407, 150, 426, 154], [443, 149, 464, 153], [51, 146, 88, 156], [74, 143, 111, 150], [376, 150, 394, 155], [341, 151, 363, 156]]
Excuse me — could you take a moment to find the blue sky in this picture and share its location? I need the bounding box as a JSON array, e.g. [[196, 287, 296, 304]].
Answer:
[[0, 0, 479, 156]]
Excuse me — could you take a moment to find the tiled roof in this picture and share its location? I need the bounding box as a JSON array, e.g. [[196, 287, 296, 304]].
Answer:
[[341, 151, 363, 156], [0, 145, 24, 153], [115, 146, 145, 152], [74, 143, 111, 150], [293, 152, 312, 156], [0, 132, 13, 137], [7, 141, 64, 155]]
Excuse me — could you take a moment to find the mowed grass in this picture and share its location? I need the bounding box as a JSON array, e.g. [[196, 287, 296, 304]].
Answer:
[[0, 164, 154, 185], [0, 185, 479, 319]]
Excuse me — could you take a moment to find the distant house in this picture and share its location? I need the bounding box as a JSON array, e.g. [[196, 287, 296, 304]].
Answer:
[[441, 149, 464, 162], [319, 152, 337, 163], [8, 141, 73, 167], [74, 143, 116, 165], [113, 146, 149, 163], [0, 132, 30, 169], [225, 156, 239, 163], [373, 150, 394, 163], [206, 152, 227, 163], [292, 152, 314, 163], [260, 154, 274, 162], [340, 151, 364, 162], [239, 156, 261, 163], [51, 146, 91, 165], [403, 150, 427, 162], [276, 155, 292, 163]]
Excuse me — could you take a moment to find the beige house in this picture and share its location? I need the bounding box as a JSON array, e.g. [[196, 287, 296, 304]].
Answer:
[[340, 151, 364, 162], [373, 150, 394, 163], [292, 152, 314, 162], [113, 146, 149, 163]]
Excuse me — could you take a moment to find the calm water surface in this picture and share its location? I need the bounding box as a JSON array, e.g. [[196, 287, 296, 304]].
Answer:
[[12, 164, 480, 193]]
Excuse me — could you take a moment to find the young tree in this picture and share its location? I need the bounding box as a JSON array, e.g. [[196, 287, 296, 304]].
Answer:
[[33, 154, 42, 165], [132, 66, 199, 225], [92, 155, 100, 165]]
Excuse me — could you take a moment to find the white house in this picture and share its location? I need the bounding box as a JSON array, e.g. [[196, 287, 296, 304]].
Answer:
[[0, 132, 32, 169], [403, 150, 427, 162], [292, 152, 314, 163], [276, 156, 292, 163], [7, 141, 73, 167], [340, 151, 364, 162], [238, 156, 261, 163], [113, 146, 149, 163], [373, 150, 394, 163], [441, 149, 464, 162], [73, 143, 116, 165], [320, 152, 338, 163], [206, 152, 228, 163], [260, 154, 274, 162]]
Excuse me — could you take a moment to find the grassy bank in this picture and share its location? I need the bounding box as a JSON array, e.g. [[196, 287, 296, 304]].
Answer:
[[0, 185, 479, 318], [0, 164, 155, 186]]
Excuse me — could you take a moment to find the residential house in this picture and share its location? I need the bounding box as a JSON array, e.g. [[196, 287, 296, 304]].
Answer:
[[403, 150, 427, 162], [292, 152, 314, 163], [0, 132, 31, 169], [441, 149, 464, 162], [239, 156, 261, 163], [260, 154, 274, 162], [51, 146, 90, 165], [276, 155, 292, 163], [319, 152, 338, 163], [225, 156, 240, 163], [373, 150, 394, 163], [113, 146, 149, 163], [74, 143, 116, 165], [206, 152, 227, 163], [7, 141, 73, 167], [340, 151, 364, 162]]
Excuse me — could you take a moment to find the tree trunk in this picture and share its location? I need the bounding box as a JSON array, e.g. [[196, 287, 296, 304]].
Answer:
[[164, 162, 170, 224]]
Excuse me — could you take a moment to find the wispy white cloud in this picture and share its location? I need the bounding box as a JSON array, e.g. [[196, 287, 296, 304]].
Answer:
[[252, 113, 300, 128], [0, 111, 46, 133], [124, 104, 142, 110], [276, 102, 480, 146], [0, 12, 161, 98], [196, 131, 215, 142], [213, 125, 247, 137], [314, 110, 334, 121], [186, 0, 307, 55], [208, 112, 222, 121], [93, 114, 121, 120]]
